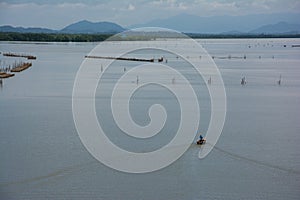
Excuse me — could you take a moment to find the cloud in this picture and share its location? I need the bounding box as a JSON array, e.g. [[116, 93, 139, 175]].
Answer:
[[128, 3, 135, 11], [0, 0, 299, 28], [0, 2, 116, 29]]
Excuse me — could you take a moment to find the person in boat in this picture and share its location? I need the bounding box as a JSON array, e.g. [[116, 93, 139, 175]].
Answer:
[[197, 134, 205, 145], [199, 135, 203, 141]]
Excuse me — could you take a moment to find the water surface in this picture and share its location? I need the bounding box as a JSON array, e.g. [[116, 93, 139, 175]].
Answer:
[[0, 39, 300, 200]]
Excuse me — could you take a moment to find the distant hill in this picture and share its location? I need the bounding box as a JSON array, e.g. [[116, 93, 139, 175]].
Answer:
[[250, 22, 300, 34], [0, 25, 57, 33], [0, 20, 126, 34], [130, 13, 300, 34], [60, 20, 125, 34]]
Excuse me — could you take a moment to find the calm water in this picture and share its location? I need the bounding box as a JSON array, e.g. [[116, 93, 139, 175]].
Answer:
[[0, 39, 300, 200]]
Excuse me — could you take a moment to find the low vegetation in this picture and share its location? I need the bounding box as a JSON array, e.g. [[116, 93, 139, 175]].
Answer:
[[0, 32, 299, 42], [0, 32, 111, 42]]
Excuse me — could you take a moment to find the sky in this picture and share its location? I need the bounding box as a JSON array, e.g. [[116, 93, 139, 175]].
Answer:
[[0, 0, 300, 29]]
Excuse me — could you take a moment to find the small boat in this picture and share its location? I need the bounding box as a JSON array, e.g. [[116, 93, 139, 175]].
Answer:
[[196, 139, 206, 145]]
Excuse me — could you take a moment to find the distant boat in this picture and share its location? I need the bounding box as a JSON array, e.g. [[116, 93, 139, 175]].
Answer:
[[241, 77, 246, 85], [277, 75, 282, 85], [208, 76, 212, 85]]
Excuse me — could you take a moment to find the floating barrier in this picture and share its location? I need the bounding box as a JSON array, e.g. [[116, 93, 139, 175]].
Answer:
[[3, 52, 36, 60], [85, 55, 163, 62], [10, 62, 32, 72], [0, 72, 15, 79]]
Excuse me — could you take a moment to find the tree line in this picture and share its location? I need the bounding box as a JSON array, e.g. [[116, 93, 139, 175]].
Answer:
[[0, 32, 299, 42], [0, 32, 112, 42]]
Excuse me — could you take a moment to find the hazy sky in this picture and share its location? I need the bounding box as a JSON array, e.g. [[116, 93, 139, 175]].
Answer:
[[0, 0, 299, 29]]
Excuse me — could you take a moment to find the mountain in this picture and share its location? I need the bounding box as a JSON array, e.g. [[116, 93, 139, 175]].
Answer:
[[130, 13, 300, 34], [0, 25, 56, 33], [60, 20, 125, 34], [250, 22, 300, 34]]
